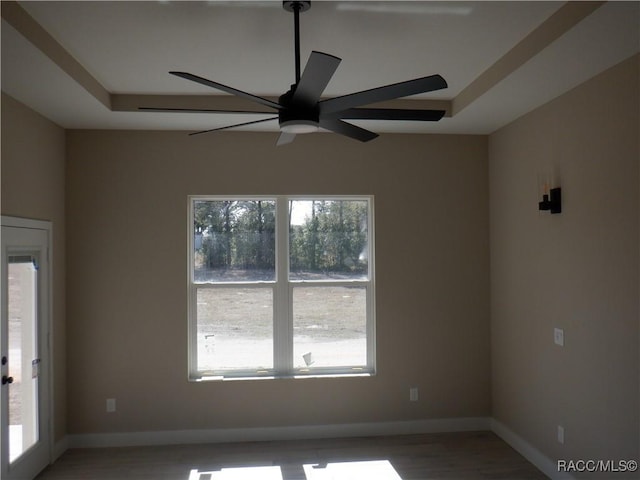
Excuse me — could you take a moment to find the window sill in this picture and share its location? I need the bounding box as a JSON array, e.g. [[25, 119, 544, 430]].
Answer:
[[190, 372, 374, 382]]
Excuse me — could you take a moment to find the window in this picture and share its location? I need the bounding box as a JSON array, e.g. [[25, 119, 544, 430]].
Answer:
[[188, 196, 375, 379]]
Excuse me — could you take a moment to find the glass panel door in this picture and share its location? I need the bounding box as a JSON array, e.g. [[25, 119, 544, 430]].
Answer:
[[7, 257, 39, 462], [1, 221, 51, 480]]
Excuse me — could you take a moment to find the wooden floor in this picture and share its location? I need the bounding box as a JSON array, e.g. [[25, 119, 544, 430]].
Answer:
[[36, 431, 548, 480]]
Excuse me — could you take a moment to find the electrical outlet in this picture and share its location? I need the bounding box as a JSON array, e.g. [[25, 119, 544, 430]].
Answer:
[[554, 328, 564, 347], [409, 387, 419, 402], [106, 398, 116, 413], [557, 425, 564, 444]]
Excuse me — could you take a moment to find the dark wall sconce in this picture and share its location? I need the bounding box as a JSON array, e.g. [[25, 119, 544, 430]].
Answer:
[[539, 187, 562, 214]]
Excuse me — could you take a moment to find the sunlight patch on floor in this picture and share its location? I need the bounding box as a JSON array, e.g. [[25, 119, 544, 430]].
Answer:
[[187, 460, 402, 480], [304, 460, 402, 480], [188, 465, 283, 480]]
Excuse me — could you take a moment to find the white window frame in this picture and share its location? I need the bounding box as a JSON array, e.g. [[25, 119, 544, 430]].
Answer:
[[187, 195, 376, 380]]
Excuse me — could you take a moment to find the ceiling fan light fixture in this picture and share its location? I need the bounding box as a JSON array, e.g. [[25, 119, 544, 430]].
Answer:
[[280, 119, 319, 134]]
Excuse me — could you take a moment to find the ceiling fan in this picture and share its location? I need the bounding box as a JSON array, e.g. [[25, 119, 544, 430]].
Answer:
[[141, 1, 448, 145]]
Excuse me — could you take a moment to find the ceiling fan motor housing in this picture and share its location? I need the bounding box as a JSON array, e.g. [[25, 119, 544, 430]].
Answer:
[[278, 87, 320, 132]]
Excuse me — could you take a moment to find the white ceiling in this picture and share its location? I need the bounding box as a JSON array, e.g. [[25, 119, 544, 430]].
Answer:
[[2, 1, 639, 137]]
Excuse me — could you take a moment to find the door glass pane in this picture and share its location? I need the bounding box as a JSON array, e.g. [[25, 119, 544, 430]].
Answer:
[[193, 200, 276, 282], [7, 258, 39, 462], [293, 286, 367, 369], [196, 288, 273, 372], [289, 200, 369, 281]]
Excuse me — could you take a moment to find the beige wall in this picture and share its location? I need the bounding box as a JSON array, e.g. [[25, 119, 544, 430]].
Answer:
[[489, 53, 639, 471], [3, 53, 638, 467], [1, 93, 67, 443], [64, 130, 489, 434]]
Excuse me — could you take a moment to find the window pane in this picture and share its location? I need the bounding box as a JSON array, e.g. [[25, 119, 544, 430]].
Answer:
[[194, 200, 276, 282], [293, 286, 367, 369], [196, 288, 273, 371], [289, 200, 369, 280]]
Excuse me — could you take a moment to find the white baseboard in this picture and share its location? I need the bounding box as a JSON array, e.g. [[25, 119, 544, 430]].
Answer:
[[67, 416, 491, 449], [58, 416, 564, 480], [491, 419, 574, 480]]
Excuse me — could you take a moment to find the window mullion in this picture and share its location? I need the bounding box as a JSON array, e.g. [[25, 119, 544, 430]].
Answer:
[[188, 284, 198, 379], [273, 197, 292, 375], [367, 197, 376, 372], [188, 199, 198, 379]]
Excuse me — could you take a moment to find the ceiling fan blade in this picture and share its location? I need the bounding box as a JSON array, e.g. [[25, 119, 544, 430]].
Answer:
[[319, 118, 378, 142], [276, 132, 296, 146], [139, 107, 273, 114], [319, 74, 447, 114], [170, 71, 282, 110], [189, 116, 278, 136], [328, 108, 446, 122], [292, 51, 341, 105]]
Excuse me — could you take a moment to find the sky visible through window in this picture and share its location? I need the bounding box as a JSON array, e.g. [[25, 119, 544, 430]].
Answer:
[[289, 200, 312, 226]]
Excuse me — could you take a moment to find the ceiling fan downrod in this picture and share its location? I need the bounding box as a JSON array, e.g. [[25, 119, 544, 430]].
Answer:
[[283, 1, 311, 84]]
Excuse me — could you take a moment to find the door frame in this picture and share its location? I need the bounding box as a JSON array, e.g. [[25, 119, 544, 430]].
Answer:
[[1, 215, 54, 476]]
